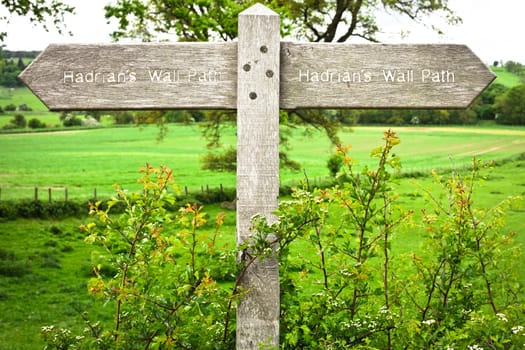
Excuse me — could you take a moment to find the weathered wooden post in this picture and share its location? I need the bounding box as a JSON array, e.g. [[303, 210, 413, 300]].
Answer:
[[236, 4, 280, 348]]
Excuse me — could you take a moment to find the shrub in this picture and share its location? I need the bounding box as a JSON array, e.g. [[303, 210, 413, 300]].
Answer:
[[46, 164, 239, 348], [11, 114, 26, 128], [0, 202, 16, 219], [4, 103, 16, 111], [18, 104, 32, 111], [495, 84, 525, 125], [193, 185, 235, 204], [326, 153, 343, 177], [28, 118, 46, 129], [112, 110, 135, 124], [81, 116, 100, 127], [254, 131, 523, 348], [0, 200, 85, 220], [62, 116, 82, 127], [36, 138, 525, 349], [201, 147, 237, 172]]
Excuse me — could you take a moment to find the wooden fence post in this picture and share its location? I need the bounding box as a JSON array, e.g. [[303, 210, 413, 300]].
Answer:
[[48, 187, 52, 203], [236, 4, 280, 349], [34, 187, 38, 201]]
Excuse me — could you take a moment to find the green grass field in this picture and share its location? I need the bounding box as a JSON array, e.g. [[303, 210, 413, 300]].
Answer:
[[0, 86, 62, 129], [1, 125, 524, 201], [0, 86, 48, 112], [0, 218, 113, 348], [491, 66, 524, 87]]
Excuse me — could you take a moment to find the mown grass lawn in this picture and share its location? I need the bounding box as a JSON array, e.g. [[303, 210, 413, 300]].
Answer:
[[0, 218, 114, 349], [1, 124, 524, 201]]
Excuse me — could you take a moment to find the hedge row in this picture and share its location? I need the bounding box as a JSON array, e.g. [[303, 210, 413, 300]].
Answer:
[[4, 167, 471, 220], [0, 185, 239, 220]]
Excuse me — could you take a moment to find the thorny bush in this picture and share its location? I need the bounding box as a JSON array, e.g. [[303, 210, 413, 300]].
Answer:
[[41, 130, 524, 349]]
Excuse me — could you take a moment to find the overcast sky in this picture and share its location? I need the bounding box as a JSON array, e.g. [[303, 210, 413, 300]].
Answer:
[[1, 0, 524, 65]]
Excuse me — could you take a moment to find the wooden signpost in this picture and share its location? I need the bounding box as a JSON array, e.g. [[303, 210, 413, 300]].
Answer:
[[20, 3, 494, 349]]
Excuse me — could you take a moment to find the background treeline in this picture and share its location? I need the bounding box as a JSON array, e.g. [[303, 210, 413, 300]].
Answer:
[[0, 50, 38, 87], [339, 82, 514, 125]]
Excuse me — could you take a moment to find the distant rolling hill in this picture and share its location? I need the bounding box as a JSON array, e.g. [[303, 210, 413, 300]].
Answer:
[[490, 66, 524, 87]]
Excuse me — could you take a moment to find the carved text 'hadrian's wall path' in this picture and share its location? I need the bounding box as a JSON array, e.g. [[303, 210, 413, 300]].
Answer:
[[21, 43, 494, 111]]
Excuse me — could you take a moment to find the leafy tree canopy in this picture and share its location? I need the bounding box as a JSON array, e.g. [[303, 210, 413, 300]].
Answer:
[[495, 84, 525, 125], [104, 0, 459, 43], [0, 0, 75, 41], [504, 60, 524, 76]]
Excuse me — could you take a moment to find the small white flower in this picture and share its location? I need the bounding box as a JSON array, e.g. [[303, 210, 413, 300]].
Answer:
[[461, 308, 472, 315], [467, 345, 483, 350], [512, 325, 524, 334], [341, 322, 353, 330], [378, 306, 389, 314], [422, 319, 436, 325], [41, 325, 54, 332], [350, 320, 362, 328], [496, 313, 508, 322]]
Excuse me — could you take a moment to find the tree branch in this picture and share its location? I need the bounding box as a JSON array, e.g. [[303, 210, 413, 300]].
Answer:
[[336, 0, 363, 42]]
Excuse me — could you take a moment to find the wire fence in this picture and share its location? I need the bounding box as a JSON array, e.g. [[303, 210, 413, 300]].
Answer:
[[0, 184, 236, 203]]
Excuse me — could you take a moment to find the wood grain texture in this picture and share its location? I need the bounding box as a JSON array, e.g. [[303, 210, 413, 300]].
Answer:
[[20, 42, 494, 110], [19, 43, 237, 110], [280, 43, 495, 109], [236, 4, 280, 349]]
